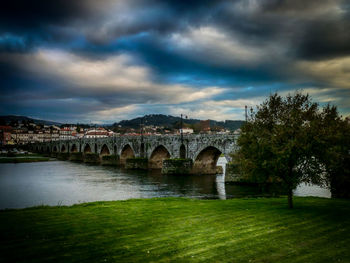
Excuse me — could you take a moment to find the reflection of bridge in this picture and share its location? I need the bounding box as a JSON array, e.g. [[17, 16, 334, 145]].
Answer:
[[30, 134, 237, 174]]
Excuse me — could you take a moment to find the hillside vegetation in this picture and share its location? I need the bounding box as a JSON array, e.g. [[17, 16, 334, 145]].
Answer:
[[113, 114, 244, 130]]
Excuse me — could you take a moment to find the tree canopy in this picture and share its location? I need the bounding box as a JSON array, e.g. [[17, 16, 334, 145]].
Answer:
[[314, 105, 350, 198], [232, 92, 350, 208]]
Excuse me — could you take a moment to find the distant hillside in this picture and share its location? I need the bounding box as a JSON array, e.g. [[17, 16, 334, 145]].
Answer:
[[113, 114, 244, 131], [0, 114, 244, 130], [216, 120, 245, 131], [0, 115, 62, 126]]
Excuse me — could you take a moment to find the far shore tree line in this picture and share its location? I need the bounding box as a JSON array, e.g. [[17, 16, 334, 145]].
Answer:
[[231, 92, 350, 208]]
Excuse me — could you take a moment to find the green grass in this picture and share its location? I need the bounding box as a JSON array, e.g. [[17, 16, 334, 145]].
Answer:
[[0, 197, 349, 263]]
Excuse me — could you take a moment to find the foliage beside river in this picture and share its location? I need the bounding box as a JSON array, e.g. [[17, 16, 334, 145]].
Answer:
[[1, 197, 349, 262], [0, 154, 50, 163]]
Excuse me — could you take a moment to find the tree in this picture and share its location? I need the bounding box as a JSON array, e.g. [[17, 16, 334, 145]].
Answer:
[[233, 92, 327, 208], [314, 106, 350, 198]]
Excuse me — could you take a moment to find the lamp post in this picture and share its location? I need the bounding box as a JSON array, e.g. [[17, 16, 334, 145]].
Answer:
[[94, 123, 97, 153], [15, 126, 17, 145], [113, 131, 116, 155], [140, 117, 144, 142], [50, 126, 52, 153], [180, 114, 187, 145], [140, 117, 144, 157]]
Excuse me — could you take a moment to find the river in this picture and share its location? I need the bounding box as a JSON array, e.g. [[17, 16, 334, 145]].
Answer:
[[0, 160, 331, 209]]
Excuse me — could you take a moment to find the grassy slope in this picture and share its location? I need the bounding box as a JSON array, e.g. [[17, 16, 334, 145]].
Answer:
[[0, 197, 349, 263]]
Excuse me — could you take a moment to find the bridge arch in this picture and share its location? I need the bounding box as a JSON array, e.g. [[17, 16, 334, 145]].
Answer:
[[71, 144, 78, 153], [120, 144, 135, 165], [180, 144, 186, 159], [113, 144, 117, 155], [100, 144, 110, 156], [140, 143, 145, 158], [83, 143, 92, 153], [193, 146, 222, 175], [61, 144, 66, 152], [149, 145, 170, 169]]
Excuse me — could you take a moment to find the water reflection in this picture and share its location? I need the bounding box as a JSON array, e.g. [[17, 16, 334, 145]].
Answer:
[[294, 183, 331, 198], [0, 162, 221, 209], [215, 175, 226, 200], [0, 161, 331, 209]]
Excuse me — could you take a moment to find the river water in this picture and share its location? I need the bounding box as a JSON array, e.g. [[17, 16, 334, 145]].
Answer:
[[0, 160, 331, 209]]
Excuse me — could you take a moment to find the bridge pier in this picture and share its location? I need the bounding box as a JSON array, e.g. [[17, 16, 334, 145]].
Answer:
[[57, 152, 70, 160], [69, 152, 83, 162], [125, 158, 148, 170], [100, 154, 119, 166], [162, 159, 193, 175], [83, 153, 100, 164]]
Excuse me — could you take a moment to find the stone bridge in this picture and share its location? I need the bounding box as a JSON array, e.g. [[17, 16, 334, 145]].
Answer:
[[30, 134, 238, 174]]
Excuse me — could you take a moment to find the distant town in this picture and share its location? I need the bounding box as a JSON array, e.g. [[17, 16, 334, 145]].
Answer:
[[0, 115, 243, 146]]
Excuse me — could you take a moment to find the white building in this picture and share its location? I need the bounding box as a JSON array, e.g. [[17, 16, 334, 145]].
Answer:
[[60, 127, 75, 140], [84, 128, 114, 138], [233, 128, 241, 135], [179, 128, 194, 134]]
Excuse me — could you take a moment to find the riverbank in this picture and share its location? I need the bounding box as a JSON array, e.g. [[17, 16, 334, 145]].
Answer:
[[0, 154, 51, 163], [1, 197, 349, 262]]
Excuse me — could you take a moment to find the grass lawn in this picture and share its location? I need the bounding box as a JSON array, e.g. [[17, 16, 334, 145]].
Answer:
[[0, 197, 349, 263]]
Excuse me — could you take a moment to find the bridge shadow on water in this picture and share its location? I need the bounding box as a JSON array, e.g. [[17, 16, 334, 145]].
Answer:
[[98, 165, 284, 200]]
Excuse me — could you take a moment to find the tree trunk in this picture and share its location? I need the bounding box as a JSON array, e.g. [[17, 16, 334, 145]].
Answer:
[[287, 188, 293, 209]]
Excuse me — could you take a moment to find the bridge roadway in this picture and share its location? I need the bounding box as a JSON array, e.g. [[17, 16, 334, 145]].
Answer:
[[30, 134, 238, 174]]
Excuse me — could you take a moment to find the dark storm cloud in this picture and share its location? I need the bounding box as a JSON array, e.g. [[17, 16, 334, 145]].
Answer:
[[0, 63, 155, 107], [258, 0, 350, 59], [0, 0, 94, 53], [2, 0, 349, 60], [109, 34, 281, 84], [296, 18, 350, 59], [1, 0, 349, 121], [0, 0, 91, 32], [209, 0, 350, 60]]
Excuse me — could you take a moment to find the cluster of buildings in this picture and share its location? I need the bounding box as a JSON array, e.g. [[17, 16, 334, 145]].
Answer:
[[0, 119, 235, 147], [0, 124, 114, 146]]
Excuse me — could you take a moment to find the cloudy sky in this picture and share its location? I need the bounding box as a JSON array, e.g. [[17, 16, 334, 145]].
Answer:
[[0, 0, 349, 123]]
